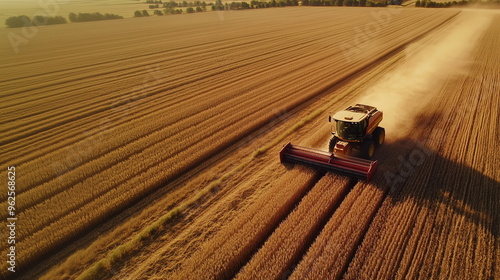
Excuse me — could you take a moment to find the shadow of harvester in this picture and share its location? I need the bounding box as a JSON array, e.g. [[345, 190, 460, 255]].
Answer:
[[369, 110, 499, 248]]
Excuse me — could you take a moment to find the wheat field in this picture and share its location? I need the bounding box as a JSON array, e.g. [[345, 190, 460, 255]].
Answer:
[[0, 5, 498, 280]]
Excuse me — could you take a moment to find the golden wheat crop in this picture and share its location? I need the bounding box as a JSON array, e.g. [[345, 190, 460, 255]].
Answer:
[[234, 173, 349, 280], [4, 5, 491, 279]]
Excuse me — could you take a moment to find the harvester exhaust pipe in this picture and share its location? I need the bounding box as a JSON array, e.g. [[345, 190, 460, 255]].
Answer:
[[280, 142, 378, 182]]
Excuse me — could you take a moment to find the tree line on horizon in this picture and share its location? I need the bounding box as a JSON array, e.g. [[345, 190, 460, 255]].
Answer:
[[5, 15, 67, 28], [152, 0, 393, 7], [151, 0, 499, 9], [415, 0, 499, 7], [68, 12, 123, 22], [415, 0, 460, 7], [152, 0, 393, 12], [5, 12, 123, 28]]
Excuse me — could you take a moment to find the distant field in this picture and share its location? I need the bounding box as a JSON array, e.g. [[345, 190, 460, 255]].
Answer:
[[0, 0, 146, 26], [0, 0, 258, 26]]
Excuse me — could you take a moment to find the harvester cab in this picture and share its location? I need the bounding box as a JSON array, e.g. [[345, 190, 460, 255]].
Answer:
[[280, 104, 384, 182], [328, 104, 384, 159]]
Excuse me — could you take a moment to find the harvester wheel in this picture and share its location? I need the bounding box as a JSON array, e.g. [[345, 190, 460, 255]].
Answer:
[[329, 136, 338, 153], [361, 140, 375, 159], [373, 127, 385, 147]]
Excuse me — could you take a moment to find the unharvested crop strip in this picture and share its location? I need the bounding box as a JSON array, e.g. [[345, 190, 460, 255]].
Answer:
[[171, 168, 324, 280], [77, 167, 320, 280], [234, 174, 354, 280], [289, 179, 388, 279]]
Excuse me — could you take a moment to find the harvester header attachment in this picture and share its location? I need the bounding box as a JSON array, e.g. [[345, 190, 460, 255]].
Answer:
[[280, 142, 378, 182]]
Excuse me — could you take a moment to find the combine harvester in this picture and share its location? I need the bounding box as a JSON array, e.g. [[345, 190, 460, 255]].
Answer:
[[280, 104, 384, 182]]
